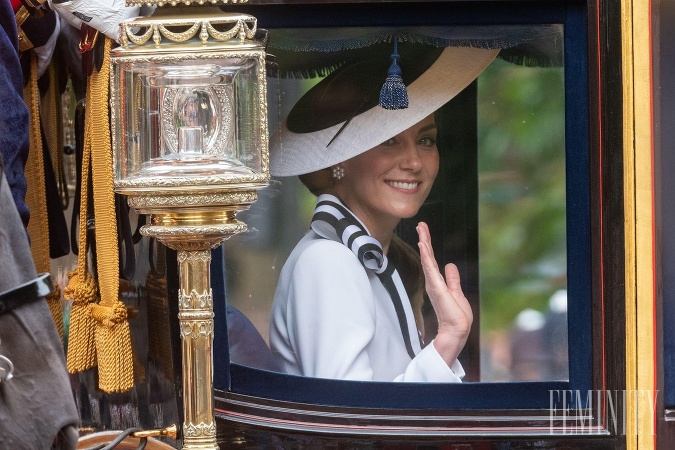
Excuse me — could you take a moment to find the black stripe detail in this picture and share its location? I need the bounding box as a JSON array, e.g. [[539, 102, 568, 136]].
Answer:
[[377, 273, 416, 359]]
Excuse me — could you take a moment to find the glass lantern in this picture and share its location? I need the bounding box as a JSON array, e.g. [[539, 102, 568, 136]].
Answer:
[[111, 9, 269, 217]]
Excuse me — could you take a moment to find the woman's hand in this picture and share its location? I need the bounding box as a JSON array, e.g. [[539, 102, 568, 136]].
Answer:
[[416, 222, 473, 366]]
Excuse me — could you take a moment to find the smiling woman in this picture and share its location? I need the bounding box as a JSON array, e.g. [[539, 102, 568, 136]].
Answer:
[[265, 43, 496, 381]]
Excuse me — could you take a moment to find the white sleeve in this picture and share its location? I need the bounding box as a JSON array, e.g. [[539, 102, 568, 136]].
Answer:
[[49, 0, 139, 42], [284, 240, 464, 382], [393, 341, 465, 382], [34, 15, 60, 77]]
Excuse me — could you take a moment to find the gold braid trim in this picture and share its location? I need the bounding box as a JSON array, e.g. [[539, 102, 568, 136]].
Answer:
[[15, 7, 32, 52], [89, 38, 134, 393], [22, 52, 64, 339]]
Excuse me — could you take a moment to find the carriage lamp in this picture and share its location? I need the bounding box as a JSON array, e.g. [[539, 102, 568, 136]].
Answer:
[[110, 4, 268, 449]]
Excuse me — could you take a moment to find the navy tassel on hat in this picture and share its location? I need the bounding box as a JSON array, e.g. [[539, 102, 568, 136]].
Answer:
[[379, 39, 409, 110]]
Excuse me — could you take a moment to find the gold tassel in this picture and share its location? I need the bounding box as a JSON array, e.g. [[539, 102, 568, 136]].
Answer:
[[64, 270, 98, 373], [89, 301, 134, 392], [22, 52, 64, 339], [88, 37, 134, 393]]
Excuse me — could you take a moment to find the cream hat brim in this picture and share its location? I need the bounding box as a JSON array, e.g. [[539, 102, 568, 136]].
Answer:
[[270, 46, 499, 177]]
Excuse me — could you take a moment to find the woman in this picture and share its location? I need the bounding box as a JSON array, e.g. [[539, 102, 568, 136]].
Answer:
[[269, 43, 498, 382]]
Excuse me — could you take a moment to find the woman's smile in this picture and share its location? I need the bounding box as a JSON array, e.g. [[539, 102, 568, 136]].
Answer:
[[385, 180, 423, 191]]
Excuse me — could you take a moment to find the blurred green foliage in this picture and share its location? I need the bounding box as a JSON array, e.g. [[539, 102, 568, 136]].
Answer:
[[477, 58, 567, 333]]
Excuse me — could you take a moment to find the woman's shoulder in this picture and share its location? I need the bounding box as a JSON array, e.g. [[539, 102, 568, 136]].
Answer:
[[288, 231, 362, 269], [279, 231, 373, 303]]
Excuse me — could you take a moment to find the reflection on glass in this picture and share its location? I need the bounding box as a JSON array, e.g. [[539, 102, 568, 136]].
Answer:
[[164, 86, 233, 157], [223, 25, 568, 382]]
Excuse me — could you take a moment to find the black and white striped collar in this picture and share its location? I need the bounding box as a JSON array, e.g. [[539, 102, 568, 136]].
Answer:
[[310, 194, 418, 358]]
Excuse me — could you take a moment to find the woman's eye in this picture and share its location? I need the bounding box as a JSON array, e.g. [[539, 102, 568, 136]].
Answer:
[[419, 136, 437, 146]]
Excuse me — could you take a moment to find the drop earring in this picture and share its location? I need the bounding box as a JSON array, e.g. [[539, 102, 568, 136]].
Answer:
[[332, 165, 345, 180]]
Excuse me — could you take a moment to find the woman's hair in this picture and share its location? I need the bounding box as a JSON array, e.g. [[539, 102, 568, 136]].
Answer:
[[388, 234, 426, 337], [298, 168, 334, 196], [388, 235, 423, 298]]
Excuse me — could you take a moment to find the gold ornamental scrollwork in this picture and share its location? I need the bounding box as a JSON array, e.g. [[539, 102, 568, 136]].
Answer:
[[183, 421, 217, 438], [120, 14, 256, 49], [157, 239, 225, 252], [179, 288, 213, 309], [141, 224, 248, 250], [180, 321, 214, 339], [117, 175, 267, 190], [177, 249, 210, 263], [106, 50, 265, 67], [142, 225, 248, 237], [126, 191, 259, 209]]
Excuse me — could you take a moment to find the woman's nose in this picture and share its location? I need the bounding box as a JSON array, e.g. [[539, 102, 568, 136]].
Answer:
[[399, 142, 423, 171]]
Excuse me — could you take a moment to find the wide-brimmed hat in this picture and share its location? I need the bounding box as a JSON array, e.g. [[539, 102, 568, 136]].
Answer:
[[270, 43, 499, 177]]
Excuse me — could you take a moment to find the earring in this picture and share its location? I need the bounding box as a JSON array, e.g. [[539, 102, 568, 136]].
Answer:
[[332, 165, 345, 180]]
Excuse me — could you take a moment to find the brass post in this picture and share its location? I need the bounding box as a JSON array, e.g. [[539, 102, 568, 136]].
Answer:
[[177, 246, 218, 450]]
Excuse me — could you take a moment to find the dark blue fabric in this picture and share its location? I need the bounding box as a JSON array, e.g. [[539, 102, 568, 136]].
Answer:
[[226, 305, 279, 372], [0, 0, 30, 228]]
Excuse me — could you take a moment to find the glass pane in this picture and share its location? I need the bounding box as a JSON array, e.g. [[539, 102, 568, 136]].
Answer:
[[477, 58, 567, 381], [224, 24, 567, 382]]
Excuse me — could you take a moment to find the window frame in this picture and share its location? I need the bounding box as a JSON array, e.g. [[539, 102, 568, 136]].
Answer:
[[207, 0, 624, 437]]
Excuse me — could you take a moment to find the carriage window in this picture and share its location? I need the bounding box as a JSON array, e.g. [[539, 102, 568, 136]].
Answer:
[[221, 23, 569, 384]]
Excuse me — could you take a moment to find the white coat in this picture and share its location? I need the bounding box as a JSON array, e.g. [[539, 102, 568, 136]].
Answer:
[[269, 230, 465, 382]]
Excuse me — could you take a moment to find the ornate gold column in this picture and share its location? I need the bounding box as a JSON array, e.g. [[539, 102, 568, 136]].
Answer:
[[177, 247, 216, 446], [110, 7, 269, 449]]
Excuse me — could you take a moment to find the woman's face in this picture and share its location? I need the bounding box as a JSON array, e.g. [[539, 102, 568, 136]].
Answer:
[[335, 115, 439, 233]]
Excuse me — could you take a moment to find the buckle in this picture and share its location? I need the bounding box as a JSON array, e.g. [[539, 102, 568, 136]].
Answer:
[[79, 24, 99, 53], [0, 273, 53, 316]]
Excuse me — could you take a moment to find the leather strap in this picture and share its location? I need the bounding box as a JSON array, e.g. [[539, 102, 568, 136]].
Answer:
[[116, 193, 136, 280], [0, 273, 53, 316]]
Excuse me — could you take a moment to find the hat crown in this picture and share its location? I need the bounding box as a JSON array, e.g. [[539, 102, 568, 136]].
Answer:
[[286, 44, 443, 134]]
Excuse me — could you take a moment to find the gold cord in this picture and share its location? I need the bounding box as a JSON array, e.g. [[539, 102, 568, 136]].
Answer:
[[86, 38, 134, 393], [23, 52, 64, 339], [64, 59, 98, 373]]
